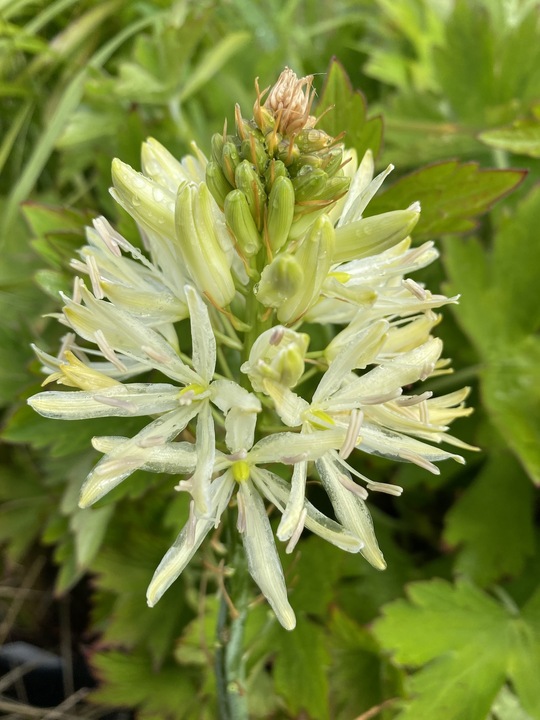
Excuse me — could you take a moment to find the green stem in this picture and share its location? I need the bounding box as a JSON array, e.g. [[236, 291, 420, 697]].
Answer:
[[215, 519, 250, 719]]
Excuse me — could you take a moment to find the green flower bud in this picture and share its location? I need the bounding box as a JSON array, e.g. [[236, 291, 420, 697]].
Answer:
[[206, 160, 234, 210], [267, 176, 295, 253], [322, 148, 345, 176], [291, 166, 328, 203], [224, 189, 261, 257], [256, 254, 304, 308], [295, 128, 333, 153], [240, 136, 269, 176], [278, 214, 335, 323], [235, 160, 267, 231], [333, 204, 421, 264], [175, 182, 236, 307], [264, 159, 288, 193], [240, 325, 310, 392], [211, 133, 225, 164], [221, 140, 241, 186]]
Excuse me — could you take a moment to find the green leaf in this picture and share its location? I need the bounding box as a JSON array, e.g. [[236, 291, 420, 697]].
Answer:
[[373, 579, 540, 720], [316, 57, 383, 160], [90, 649, 198, 719], [444, 186, 540, 482], [272, 617, 330, 720], [479, 121, 540, 159], [444, 449, 535, 585], [366, 161, 524, 241], [329, 609, 399, 719]]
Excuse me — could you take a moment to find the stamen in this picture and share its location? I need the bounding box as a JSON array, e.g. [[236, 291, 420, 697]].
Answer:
[[286, 508, 307, 554], [93, 394, 137, 413], [236, 492, 246, 533], [138, 434, 166, 448], [419, 399, 429, 425], [399, 450, 440, 474], [58, 333, 76, 360], [337, 472, 369, 500], [86, 255, 104, 299], [403, 278, 427, 300], [339, 409, 364, 459], [227, 449, 248, 462], [281, 452, 309, 465], [360, 389, 402, 405], [94, 217, 122, 257], [186, 500, 197, 547], [94, 330, 128, 372], [141, 345, 170, 364], [178, 390, 195, 406], [94, 456, 141, 476], [366, 481, 403, 497], [72, 277, 82, 304], [270, 326, 285, 346], [174, 479, 193, 493]]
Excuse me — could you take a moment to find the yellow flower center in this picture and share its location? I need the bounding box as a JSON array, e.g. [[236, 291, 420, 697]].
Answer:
[[232, 460, 250, 483], [308, 409, 335, 430]]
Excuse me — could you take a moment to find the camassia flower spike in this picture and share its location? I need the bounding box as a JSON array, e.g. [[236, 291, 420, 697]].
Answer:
[[29, 68, 474, 630]]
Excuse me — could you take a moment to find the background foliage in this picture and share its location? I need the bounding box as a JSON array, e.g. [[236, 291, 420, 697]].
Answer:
[[1, 0, 539, 718]]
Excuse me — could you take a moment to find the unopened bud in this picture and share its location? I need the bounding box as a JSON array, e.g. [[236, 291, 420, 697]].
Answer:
[[240, 326, 309, 391], [206, 160, 234, 210], [240, 136, 268, 175], [175, 182, 235, 307], [111, 159, 177, 239], [264, 159, 288, 192], [277, 214, 335, 323], [235, 160, 267, 231], [267, 176, 295, 253], [221, 141, 241, 186], [256, 254, 304, 308], [333, 206, 421, 263], [292, 166, 328, 203], [224, 189, 261, 257]]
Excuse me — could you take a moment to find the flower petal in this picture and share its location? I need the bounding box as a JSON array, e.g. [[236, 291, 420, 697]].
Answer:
[[29, 383, 180, 420], [316, 455, 386, 569], [238, 480, 296, 630], [79, 406, 198, 507], [252, 468, 362, 554], [185, 285, 216, 384], [147, 472, 234, 606]]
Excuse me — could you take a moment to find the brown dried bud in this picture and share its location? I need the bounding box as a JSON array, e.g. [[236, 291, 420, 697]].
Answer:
[[254, 67, 317, 137]]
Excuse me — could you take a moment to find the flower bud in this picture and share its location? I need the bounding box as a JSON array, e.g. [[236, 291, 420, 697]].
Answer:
[[221, 140, 241, 186], [256, 254, 304, 308], [206, 160, 234, 210], [224, 189, 261, 257], [240, 136, 268, 175], [235, 160, 267, 230], [333, 204, 421, 263], [141, 138, 190, 191], [267, 176, 295, 253], [291, 166, 328, 203], [175, 182, 235, 307], [277, 214, 335, 323], [111, 159, 176, 239], [264, 159, 288, 193], [241, 326, 310, 392]]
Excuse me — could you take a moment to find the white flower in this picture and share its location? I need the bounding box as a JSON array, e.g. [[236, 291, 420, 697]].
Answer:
[[139, 423, 362, 630], [29, 285, 259, 514]]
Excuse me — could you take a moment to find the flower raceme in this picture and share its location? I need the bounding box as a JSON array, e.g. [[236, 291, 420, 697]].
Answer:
[[28, 68, 474, 630]]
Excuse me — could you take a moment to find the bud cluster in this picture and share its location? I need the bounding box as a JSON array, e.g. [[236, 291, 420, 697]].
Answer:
[[207, 69, 350, 281]]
